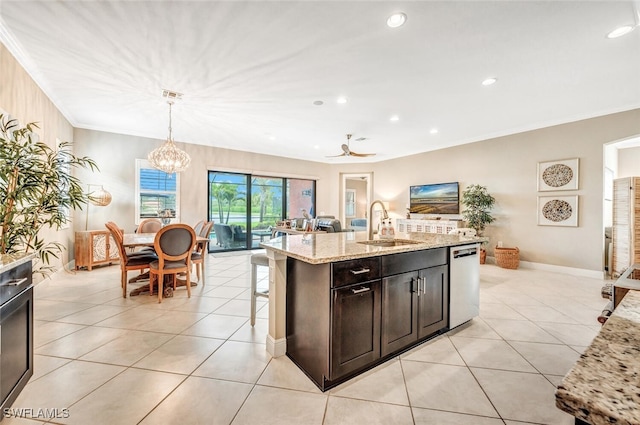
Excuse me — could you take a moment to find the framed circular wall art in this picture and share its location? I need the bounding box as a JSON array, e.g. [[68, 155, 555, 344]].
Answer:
[[537, 195, 578, 227], [537, 158, 579, 191]]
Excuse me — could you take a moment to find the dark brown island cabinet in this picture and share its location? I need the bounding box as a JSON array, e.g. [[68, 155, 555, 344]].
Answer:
[[0, 256, 34, 420], [286, 248, 448, 391]]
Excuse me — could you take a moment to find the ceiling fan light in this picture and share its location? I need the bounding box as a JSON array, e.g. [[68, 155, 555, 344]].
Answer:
[[387, 13, 407, 28], [607, 25, 635, 38]]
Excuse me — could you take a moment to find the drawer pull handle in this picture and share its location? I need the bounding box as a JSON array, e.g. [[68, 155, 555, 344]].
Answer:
[[351, 287, 370, 294], [350, 268, 371, 275], [0, 277, 27, 287]]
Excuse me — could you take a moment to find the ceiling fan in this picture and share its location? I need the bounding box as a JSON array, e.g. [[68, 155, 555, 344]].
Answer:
[[327, 134, 375, 158]]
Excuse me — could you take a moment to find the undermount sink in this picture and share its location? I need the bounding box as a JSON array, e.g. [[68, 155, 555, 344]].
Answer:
[[357, 239, 423, 247]]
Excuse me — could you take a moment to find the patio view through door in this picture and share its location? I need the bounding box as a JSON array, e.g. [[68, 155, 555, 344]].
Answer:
[[207, 171, 315, 252]]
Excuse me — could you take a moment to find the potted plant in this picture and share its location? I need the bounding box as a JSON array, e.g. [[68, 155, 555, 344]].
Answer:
[[461, 184, 496, 264], [0, 114, 98, 275]]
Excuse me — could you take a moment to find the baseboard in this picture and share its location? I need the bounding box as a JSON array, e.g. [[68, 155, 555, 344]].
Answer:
[[486, 256, 604, 279], [266, 335, 287, 358]]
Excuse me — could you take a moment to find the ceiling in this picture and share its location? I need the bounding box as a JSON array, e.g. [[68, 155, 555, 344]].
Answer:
[[1, 1, 639, 164]]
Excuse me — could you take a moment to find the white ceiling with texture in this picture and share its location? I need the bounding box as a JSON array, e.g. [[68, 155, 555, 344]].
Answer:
[[1, 1, 639, 163]]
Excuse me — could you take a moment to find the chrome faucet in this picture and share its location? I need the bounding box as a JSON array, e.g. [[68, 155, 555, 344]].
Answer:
[[369, 200, 389, 240]]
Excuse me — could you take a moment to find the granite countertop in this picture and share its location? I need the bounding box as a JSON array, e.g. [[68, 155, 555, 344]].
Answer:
[[260, 231, 485, 264], [555, 290, 640, 425], [0, 252, 35, 274]]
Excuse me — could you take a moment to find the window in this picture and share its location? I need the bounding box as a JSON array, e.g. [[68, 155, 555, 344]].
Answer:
[[345, 189, 356, 218], [135, 159, 180, 224]]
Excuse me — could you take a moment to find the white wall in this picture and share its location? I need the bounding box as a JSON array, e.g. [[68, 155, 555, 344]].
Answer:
[[618, 146, 640, 178]]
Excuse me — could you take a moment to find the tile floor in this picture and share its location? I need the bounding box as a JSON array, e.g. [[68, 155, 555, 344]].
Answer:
[[6, 251, 607, 424]]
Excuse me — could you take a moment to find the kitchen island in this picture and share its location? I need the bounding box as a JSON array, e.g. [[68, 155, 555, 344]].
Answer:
[[260, 231, 484, 390]]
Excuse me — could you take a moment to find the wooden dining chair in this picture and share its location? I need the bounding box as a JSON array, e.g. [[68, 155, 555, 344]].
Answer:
[[148, 224, 196, 303], [137, 218, 163, 233], [193, 220, 205, 237], [105, 221, 158, 298], [191, 221, 213, 283]]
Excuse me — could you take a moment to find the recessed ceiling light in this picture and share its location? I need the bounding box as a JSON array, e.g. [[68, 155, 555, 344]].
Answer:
[[313, 100, 324, 106], [390, 115, 400, 122], [269, 136, 276, 141], [607, 25, 636, 38], [337, 96, 348, 104], [482, 77, 497, 86], [387, 12, 407, 28], [430, 128, 438, 134], [313, 145, 320, 149]]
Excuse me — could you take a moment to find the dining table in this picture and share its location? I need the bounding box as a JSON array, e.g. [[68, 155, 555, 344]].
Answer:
[[123, 232, 210, 297]]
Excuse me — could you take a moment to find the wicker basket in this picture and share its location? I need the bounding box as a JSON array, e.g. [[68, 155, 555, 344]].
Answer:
[[495, 246, 520, 269]]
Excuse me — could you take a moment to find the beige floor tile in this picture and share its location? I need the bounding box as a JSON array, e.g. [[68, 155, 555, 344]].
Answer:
[[12, 360, 125, 410], [479, 302, 527, 320], [140, 376, 252, 425], [134, 334, 224, 374], [509, 341, 581, 376], [193, 340, 271, 383], [79, 330, 173, 366], [515, 305, 581, 324], [34, 326, 127, 358], [536, 322, 599, 346], [136, 310, 207, 333], [324, 396, 413, 425], [545, 374, 566, 386], [400, 336, 465, 366], [472, 367, 574, 424], [482, 318, 562, 343], [213, 299, 251, 317], [451, 337, 536, 372], [31, 355, 71, 381], [446, 317, 502, 339], [34, 300, 95, 321], [55, 304, 132, 325], [94, 307, 165, 330], [330, 360, 409, 405], [202, 286, 247, 299], [229, 317, 269, 344], [169, 296, 229, 313], [59, 368, 185, 425], [257, 355, 321, 393], [231, 386, 327, 425], [33, 321, 85, 348], [402, 361, 498, 417], [412, 407, 505, 425], [181, 313, 247, 339]]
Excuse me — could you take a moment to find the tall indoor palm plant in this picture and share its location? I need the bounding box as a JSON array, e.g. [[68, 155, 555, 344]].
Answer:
[[0, 114, 98, 274], [461, 184, 495, 262]]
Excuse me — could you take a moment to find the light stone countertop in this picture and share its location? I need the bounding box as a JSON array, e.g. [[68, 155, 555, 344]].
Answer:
[[260, 231, 485, 264], [555, 290, 640, 425], [0, 252, 35, 275]]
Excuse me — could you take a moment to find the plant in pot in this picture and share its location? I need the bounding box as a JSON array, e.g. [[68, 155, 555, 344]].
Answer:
[[461, 184, 495, 264], [0, 114, 98, 275]]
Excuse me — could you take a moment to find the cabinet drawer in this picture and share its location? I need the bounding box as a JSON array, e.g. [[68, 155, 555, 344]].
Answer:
[[381, 248, 447, 276], [331, 258, 381, 288]]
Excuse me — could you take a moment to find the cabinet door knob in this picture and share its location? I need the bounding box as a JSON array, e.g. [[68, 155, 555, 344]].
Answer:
[[0, 278, 27, 287]]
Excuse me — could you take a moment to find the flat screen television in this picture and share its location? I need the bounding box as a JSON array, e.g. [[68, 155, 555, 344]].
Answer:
[[409, 182, 459, 214]]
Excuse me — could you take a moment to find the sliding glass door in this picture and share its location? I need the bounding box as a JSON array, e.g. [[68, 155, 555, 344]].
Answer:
[[208, 171, 316, 252]]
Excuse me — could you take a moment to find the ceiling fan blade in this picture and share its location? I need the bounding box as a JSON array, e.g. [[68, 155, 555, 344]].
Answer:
[[349, 152, 376, 157], [325, 152, 347, 158]]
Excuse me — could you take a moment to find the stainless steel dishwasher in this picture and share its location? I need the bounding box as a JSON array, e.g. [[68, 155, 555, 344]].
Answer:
[[449, 244, 480, 328]]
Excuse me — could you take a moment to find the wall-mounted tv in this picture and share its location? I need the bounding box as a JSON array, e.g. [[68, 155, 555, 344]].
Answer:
[[409, 182, 459, 214]]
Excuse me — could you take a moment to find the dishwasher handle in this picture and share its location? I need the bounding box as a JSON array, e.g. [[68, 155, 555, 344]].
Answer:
[[453, 248, 477, 259]]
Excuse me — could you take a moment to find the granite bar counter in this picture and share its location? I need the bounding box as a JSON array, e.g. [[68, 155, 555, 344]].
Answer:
[[259, 231, 485, 358], [555, 289, 640, 425]]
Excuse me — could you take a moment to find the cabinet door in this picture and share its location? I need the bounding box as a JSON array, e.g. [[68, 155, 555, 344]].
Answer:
[[418, 265, 448, 339], [381, 271, 418, 357], [92, 233, 108, 262], [330, 280, 381, 380], [107, 235, 119, 260]]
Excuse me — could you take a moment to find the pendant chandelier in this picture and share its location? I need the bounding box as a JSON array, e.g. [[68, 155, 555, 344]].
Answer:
[[148, 101, 191, 174]]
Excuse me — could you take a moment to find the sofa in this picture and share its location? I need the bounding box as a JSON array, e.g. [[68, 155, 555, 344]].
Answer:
[[317, 219, 343, 233]]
